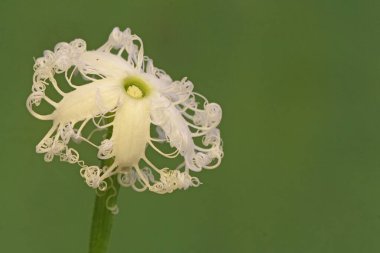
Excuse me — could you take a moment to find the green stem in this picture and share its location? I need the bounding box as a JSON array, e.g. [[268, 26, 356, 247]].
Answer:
[[88, 160, 120, 253]]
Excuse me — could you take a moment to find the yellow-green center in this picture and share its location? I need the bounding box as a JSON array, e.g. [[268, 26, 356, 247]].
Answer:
[[123, 76, 150, 99]]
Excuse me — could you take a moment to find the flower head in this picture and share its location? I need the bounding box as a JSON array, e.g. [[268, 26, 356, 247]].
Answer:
[[27, 27, 223, 194]]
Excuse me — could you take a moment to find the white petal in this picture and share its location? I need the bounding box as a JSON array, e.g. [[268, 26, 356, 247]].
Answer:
[[76, 51, 133, 78], [150, 95, 200, 171], [53, 78, 125, 123], [112, 97, 151, 167]]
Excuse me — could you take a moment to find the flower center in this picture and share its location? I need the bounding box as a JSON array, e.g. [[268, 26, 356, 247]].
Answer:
[[123, 76, 150, 99], [126, 85, 143, 98]]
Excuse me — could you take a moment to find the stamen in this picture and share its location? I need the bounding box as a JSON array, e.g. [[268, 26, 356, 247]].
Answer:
[[123, 76, 151, 98], [126, 85, 143, 98]]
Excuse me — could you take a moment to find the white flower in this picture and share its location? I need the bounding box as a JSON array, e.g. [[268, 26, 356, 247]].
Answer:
[[27, 27, 223, 194]]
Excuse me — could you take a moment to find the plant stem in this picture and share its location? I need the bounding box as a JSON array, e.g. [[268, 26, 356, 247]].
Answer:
[[88, 161, 120, 253]]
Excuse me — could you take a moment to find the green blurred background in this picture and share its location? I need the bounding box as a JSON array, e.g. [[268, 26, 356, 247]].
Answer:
[[1, 0, 380, 252]]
